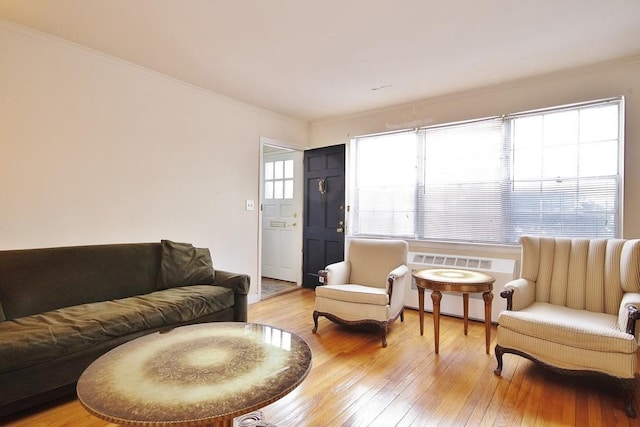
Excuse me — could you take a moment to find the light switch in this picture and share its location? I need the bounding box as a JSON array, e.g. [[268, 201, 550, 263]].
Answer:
[[246, 200, 255, 211]]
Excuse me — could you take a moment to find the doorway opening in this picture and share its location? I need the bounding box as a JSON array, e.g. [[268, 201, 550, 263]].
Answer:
[[259, 138, 303, 301]]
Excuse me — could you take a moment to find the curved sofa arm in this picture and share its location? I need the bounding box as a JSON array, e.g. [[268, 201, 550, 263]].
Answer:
[[212, 270, 250, 322], [618, 293, 640, 336], [319, 261, 351, 285], [502, 278, 535, 311], [213, 270, 250, 295]]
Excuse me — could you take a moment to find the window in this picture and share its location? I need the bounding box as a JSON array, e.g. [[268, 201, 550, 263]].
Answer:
[[349, 98, 623, 244], [264, 159, 294, 200]]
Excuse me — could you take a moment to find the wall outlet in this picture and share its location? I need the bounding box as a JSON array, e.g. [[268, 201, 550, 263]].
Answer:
[[245, 200, 255, 211]]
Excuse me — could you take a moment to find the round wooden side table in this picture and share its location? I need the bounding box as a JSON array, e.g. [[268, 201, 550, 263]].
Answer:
[[412, 268, 495, 354]]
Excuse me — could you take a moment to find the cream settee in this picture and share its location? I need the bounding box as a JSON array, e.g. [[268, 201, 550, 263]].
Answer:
[[494, 236, 640, 417]]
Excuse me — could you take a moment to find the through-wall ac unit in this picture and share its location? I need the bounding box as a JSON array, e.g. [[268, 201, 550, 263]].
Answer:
[[404, 251, 517, 323]]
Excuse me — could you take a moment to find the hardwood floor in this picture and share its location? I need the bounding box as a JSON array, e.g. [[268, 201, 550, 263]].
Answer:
[[4, 288, 640, 426]]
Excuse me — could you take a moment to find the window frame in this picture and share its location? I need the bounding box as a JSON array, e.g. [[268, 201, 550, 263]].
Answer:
[[347, 97, 624, 244]]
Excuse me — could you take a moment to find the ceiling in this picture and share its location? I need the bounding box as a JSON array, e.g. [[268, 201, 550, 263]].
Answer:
[[1, 1, 640, 122]]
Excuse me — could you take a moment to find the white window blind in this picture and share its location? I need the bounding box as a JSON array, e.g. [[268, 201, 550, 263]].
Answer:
[[506, 101, 621, 240], [349, 97, 623, 244], [420, 118, 504, 242], [351, 131, 419, 236]]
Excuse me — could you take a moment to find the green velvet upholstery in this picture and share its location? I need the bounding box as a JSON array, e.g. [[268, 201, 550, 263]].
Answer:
[[157, 240, 216, 289], [0, 241, 249, 417]]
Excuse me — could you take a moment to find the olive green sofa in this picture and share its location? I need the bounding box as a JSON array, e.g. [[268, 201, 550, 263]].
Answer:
[[0, 240, 250, 417]]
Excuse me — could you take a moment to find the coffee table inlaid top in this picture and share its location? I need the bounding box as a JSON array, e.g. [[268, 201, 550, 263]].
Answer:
[[77, 323, 312, 426]]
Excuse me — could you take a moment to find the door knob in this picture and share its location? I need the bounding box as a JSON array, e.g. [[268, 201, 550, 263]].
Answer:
[[337, 227, 344, 233]]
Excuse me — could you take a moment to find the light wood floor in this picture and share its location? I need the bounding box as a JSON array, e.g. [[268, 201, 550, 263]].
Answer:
[[4, 288, 640, 426]]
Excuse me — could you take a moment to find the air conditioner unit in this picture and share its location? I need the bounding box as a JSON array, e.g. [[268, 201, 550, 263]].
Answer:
[[404, 251, 517, 323]]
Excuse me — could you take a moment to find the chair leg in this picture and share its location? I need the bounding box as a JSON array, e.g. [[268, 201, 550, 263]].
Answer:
[[623, 378, 637, 418], [400, 308, 404, 322], [381, 327, 388, 348], [494, 344, 504, 376], [312, 311, 319, 333]]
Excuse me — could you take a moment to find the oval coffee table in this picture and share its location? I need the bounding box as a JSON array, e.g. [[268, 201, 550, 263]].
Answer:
[[77, 322, 312, 427], [413, 268, 495, 354]]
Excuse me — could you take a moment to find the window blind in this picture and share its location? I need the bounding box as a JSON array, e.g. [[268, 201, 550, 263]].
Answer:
[[419, 118, 504, 242], [349, 97, 622, 244]]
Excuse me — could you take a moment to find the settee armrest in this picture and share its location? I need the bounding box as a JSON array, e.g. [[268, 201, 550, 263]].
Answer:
[[213, 270, 250, 295], [319, 261, 351, 285], [501, 278, 535, 311], [212, 270, 250, 322], [618, 293, 640, 336]]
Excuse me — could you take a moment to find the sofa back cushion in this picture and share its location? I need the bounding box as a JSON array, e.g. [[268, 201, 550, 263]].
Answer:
[[0, 243, 161, 320], [156, 240, 215, 290], [520, 236, 640, 315]]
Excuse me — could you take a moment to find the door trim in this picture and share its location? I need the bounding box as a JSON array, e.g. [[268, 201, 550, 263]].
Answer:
[[257, 137, 304, 303]]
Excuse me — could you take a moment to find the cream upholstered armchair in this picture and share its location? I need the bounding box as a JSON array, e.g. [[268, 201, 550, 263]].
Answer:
[[495, 236, 640, 417], [312, 238, 409, 347]]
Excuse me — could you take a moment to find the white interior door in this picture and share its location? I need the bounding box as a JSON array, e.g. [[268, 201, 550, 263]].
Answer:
[[261, 149, 301, 282]]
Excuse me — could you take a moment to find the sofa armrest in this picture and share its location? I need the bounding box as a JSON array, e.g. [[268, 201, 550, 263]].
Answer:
[[213, 270, 250, 295], [212, 270, 250, 322], [320, 261, 351, 285], [618, 293, 640, 336], [502, 278, 535, 311]]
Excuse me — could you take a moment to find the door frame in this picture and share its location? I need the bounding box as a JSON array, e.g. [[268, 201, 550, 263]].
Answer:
[[302, 144, 346, 287], [257, 137, 304, 302]]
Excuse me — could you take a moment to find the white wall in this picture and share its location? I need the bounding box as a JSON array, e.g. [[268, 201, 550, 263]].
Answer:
[[3, 17, 640, 293], [310, 56, 640, 244], [0, 20, 309, 298]]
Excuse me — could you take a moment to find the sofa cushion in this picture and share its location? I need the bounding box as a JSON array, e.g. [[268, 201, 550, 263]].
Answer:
[[498, 302, 637, 354], [157, 240, 215, 289], [0, 243, 162, 321], [0, 285, 233, 373]]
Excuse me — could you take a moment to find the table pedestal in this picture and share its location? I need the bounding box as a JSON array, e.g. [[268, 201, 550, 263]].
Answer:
[[235, 411, 276, 427]]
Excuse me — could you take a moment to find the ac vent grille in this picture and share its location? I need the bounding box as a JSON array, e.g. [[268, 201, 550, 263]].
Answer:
[[411, 254, 492, 270], [405, 251, 517, 322]]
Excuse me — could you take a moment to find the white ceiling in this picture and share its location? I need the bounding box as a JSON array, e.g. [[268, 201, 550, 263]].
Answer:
[[1, 1, 640, 122]]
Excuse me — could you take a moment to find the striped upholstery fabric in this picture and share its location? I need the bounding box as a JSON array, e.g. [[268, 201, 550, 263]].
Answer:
[[497, 326, 636, 378], [499, 302, 636, 353], [497, 236, 640, 379]]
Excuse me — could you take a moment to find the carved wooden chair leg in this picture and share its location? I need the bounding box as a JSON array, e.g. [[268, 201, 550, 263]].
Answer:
[[494, 344, 504, 376], [312, 311, 319, 333], [381, 324, 388, 348]]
